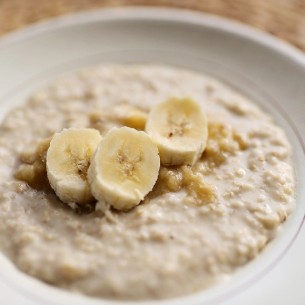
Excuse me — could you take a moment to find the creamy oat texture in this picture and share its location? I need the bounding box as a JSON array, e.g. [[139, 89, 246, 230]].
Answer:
[[0, 65, 294, 300]]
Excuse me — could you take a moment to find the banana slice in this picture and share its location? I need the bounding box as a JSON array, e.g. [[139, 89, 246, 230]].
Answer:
[[46, 128, 102, 205], [145, 97, 208, 166], [113, 104, 148, 130], [88, 127, 160, 211]]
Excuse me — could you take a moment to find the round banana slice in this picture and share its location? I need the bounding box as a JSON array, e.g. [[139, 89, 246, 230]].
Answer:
[[46, 128, 102, 205], [88, 127, 160, 211], [145, 97, 208, 166]]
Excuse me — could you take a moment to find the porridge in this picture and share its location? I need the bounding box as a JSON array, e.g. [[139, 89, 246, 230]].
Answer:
[[0, 65, 294, 300]]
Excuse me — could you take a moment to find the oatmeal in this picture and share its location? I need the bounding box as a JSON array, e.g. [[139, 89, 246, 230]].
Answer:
[[0, 65, 294, 300]]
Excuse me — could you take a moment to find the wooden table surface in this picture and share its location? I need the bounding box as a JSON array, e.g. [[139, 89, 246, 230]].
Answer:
[[0, 0, 305, 51]]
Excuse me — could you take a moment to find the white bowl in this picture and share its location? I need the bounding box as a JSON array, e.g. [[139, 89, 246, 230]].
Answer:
[[0, 7, 304, 305]]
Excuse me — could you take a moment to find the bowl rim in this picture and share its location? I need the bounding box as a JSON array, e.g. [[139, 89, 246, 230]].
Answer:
[[0, 6, 305, 65]]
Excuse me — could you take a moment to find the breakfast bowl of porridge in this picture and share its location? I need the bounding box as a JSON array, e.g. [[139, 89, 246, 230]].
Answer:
[[0, 7, 304, 305]]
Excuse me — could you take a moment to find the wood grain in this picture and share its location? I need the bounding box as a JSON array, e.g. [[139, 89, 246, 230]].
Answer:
[[0, 0, 305, 51]]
